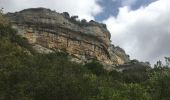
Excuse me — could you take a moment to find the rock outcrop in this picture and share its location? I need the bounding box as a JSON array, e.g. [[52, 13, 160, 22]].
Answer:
[[6, 8, 130, 66], [115, 60, 151, 72]]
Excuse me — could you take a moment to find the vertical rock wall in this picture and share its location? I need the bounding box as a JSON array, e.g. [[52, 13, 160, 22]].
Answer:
[[6, 8, 130, 66]]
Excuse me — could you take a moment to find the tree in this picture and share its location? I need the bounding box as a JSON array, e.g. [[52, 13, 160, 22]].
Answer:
[[165, 57, 170, 67], [84, 61, 106, 76], [0, 8, 9, 27]]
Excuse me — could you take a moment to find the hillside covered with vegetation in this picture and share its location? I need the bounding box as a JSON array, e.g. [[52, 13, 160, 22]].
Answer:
[[0, 10, 170, 100]]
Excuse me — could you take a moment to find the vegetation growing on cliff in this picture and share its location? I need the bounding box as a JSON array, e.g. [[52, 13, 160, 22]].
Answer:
[[1, 10, 170, 100]]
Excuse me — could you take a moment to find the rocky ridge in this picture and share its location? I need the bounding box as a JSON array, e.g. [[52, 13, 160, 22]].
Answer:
[[6, 8, 130, 68]]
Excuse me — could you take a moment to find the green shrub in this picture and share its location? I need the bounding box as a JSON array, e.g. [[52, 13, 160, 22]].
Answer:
[[84, 61, 106, 76]]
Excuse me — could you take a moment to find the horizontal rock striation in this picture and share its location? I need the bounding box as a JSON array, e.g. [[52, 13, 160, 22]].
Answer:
[[6, 8, 130, 66]]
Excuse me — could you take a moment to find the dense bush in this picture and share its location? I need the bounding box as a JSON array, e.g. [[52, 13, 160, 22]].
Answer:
[[83, 61, 106, 76]]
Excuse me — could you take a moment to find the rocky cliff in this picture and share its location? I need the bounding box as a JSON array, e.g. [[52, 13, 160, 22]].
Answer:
[[6, 8, 130, 66]]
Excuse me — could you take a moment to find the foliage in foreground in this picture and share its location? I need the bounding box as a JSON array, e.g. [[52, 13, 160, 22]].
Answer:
[[1, 11, 170, 100]]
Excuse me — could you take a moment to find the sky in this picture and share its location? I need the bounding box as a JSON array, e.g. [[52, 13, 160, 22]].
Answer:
[[0, 0, 170, 64]]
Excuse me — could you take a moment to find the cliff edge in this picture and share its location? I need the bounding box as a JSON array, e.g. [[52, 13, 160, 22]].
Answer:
[[6, 8, 130, 67]]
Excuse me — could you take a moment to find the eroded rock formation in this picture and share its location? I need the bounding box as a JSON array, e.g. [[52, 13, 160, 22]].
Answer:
[[6, 8, 130, 66]]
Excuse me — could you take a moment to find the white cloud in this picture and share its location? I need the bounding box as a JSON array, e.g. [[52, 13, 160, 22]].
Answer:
[[104, 0, 170, 64], [0, 0, 102, 20]]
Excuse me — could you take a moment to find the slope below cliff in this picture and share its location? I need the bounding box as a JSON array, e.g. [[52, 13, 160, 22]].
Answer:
[[6, 8, 130, 66]]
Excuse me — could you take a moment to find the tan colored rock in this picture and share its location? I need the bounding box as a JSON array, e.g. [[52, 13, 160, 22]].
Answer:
[[6, 8, 130, 67]]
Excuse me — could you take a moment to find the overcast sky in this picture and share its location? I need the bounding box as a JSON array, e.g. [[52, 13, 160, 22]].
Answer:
[[0, 0, 170, 64]]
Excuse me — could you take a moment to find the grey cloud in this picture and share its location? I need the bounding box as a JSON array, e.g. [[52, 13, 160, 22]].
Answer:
[[104, 0, 170, 64]]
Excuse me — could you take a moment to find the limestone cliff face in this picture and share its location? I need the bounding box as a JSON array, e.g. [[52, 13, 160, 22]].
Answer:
[[6, 8, 130, 66]]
